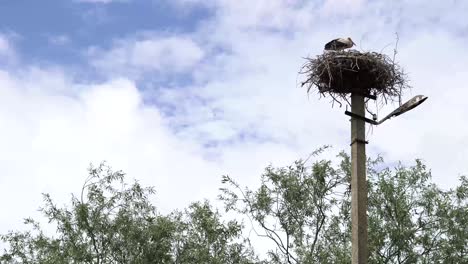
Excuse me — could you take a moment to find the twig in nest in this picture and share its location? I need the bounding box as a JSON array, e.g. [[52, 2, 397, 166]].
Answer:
[[392, 32, 402, 106], [299, 49, 410, 109]]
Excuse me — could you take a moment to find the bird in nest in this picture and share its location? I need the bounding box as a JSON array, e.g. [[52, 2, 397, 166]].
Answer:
[[324, 37, 355, 51]]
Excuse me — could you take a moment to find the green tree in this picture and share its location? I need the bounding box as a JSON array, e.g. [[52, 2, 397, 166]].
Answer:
[[2, 148, 467, 264], [0, 163, 259, 264], [171, 202, 259, 264], [219, 146, 468, 263]]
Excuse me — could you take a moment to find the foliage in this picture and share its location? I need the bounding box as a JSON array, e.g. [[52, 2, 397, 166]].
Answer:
[[0, 163, 259, 264], [171, 202, 260, 264], [2, 147, 467, 264], [219, 146, 468, 263]]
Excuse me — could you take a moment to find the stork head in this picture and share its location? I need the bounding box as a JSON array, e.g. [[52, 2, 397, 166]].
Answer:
[[347, 37, 356, 47]]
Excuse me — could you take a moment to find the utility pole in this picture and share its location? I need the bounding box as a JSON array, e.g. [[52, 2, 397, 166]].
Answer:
[[346, 94, 428, 264], [299, 44, 428, 264], [350, 93, 368, 264]]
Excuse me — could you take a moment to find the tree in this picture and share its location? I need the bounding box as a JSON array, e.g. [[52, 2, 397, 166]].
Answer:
[[0, 163, 260, 264], [219, 146, 468, 263], [171, 202, 260, 264], [2, 148, 467, 264]]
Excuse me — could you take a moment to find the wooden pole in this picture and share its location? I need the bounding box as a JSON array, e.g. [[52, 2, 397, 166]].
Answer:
[[351, 93, 368, 264]]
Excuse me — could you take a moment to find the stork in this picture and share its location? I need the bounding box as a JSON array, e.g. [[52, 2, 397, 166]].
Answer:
[[324, 37, 355, 51]]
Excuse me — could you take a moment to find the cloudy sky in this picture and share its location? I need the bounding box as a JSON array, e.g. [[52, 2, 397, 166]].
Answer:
[[0, 0, 467, 235]]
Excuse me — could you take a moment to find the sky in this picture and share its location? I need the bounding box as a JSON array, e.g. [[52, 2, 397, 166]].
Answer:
[[1, 0, 467, 242]]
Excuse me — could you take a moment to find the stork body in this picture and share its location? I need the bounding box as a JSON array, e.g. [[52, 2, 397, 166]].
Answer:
[[324, 37, 355, 51]]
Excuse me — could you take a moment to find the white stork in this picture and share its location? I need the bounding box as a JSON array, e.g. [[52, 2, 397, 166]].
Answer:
[[324, 37, 355, 51]]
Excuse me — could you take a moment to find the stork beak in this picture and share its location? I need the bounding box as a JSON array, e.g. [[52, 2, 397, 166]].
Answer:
[[350, 38, 356, 46]]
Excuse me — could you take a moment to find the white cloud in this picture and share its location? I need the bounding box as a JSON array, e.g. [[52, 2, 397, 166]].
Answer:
[[88, 35, 204, 78], [0, 70, 201, 229], [0, 36, 10, 55], [321, 0, 366, 15], [0, 34, 16, 63], [0, 67, 301, 238], [163, 0, 468, 190]]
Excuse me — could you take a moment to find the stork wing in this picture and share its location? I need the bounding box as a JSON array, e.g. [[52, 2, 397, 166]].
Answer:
[[324, 39, 340, 50]]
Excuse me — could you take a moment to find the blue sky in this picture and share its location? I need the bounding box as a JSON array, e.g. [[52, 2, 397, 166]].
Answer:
[[1, 0, 468, 252], [0, 0, 210, 74]]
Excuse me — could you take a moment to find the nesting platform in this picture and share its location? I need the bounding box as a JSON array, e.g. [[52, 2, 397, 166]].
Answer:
[[300, 50, 409, 104]]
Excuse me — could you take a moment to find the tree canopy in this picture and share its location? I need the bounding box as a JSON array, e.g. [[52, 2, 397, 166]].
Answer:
[[2, 147, 467, 263], [220, 146, 467, 263], [0, 164, 260, 264]]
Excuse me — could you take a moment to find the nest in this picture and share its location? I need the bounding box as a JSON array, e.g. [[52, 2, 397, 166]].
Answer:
[[300, 50, 409, 106]]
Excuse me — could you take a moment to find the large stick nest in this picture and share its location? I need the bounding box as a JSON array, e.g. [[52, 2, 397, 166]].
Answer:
[[300, 50, 409, 106]]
